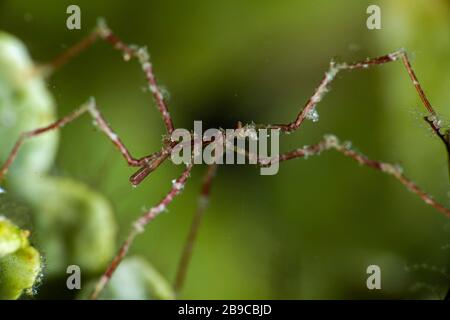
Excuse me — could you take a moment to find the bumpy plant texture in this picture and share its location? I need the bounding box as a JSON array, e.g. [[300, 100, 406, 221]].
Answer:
[[0, 216, 41, 299], [0, 32, 115, 289], [0, 32, 177, 300]]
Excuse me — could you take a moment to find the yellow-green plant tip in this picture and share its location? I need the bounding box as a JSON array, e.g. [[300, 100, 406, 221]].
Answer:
[[18, 176, 116, 275], [0, 219, 41, 300], [0, 216, 30, 257]]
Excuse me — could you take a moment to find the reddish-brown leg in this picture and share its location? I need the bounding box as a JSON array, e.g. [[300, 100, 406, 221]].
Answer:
[[258, 135, 450, 217], [43, 21, 174, 134], [90, 164, 194, 300], [0, 99, 148, 181], [265, 50, 443, 139], [174, 164, 217, 296]]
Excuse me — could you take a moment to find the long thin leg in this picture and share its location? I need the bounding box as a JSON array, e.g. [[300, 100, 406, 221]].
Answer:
[[43, 21, 174, 134], [0, 99, 145, 181], [42, 31, 100, 75], [266, 49, 443, 138], [87, 100, 144, 167], [174, 164, 217, 296], [259, 135, 450, 217], [0, 103, 89, 180], [90, 164, 194, 300], [99, 26, 174, 134]]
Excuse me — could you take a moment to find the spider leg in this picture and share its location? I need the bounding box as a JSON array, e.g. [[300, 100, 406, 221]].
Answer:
[[265, 50, 442, 137], [258, 135, 450, 217], [0, 99, 147, 181], [90, 163, 194, 300], [41, 21, 174, 134], [174, 164, 217, 296], [0, 103, 89, 180]]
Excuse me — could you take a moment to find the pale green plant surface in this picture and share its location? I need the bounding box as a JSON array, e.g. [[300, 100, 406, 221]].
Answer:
[[0, 32, 177, 299], [0, 216, 41, 299], [79, 257, 175, 300], [0, 31, 116, 294]]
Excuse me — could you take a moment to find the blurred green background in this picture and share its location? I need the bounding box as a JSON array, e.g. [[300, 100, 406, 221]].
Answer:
[[0, 0, 449, 299]]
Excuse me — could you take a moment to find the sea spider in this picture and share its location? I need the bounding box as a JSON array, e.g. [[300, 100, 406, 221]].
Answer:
[[0, 20, 449, 299]]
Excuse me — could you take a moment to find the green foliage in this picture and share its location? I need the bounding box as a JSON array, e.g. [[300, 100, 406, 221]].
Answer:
[[0, 215, 29, 256], [0, 31, 57, 177], [0, 32, 116, 291], [19, 176, 117, 275], [0, 216, 41, 299]]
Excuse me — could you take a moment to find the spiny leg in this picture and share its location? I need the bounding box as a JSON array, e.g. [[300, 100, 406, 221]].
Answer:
[[87, 100, 146, 167], [90, 164, 194, 300], [174, 164, 217, 296], [0, 103, 89, 180], [258, 135, 450, 217], [265, 50, 443, 137], [42, 20, 174, 134], [0, 99, 147, 181]]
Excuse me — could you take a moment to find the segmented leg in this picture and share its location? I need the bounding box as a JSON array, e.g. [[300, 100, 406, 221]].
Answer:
[[1, 103, 88, 180], [174, 164, 217, 295], [90, 163, 194, 300], [0, 99, 148, 181], [258, 135, 450, 217], [44, 21, 174, 134], [265, 49, 443, 139]]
